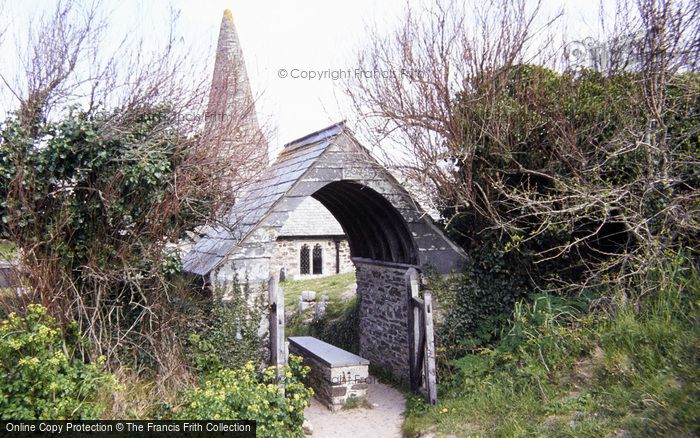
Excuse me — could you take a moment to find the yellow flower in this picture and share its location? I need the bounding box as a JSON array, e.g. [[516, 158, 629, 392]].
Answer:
[[441, 408, 448, 414]]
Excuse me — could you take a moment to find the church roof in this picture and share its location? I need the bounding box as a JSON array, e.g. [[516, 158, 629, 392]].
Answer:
[[182, 122, 345, 276], [278, 197, 345, 237]]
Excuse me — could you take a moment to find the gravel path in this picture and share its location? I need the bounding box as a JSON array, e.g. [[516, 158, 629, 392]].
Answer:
[[304, 378, 406, 437]]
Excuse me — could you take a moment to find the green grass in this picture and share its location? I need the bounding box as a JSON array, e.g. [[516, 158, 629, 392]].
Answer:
[[283, 272, 360, 354], [342, 396, 373, 410], [404, 253, 700, 437], [0, 240, 15, 260], [281, 272, 356, 308]]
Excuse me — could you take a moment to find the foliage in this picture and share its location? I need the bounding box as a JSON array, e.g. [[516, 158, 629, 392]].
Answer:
[[404, 250, 699, 437], [284, 273, 359, 353], [449, 66, 700, 293], [179, 279, 265, 374], [176, 355, 313, 437], [287, 296, 360, 355], [0, 105, 225, 371], [0, 304, 116, 419], [0, 240, 15, 260], [429, 233, 532, 363]]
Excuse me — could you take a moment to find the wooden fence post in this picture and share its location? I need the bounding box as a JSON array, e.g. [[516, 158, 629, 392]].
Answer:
[[406, 267, 420, 392], [423, 291, 437, 404], [268, 273, 286, 372]]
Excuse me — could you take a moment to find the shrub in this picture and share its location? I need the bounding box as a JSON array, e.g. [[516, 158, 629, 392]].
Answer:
[[406, 250, 699, 437], [0, 304, 116, 419], [429, 234, 532, 362], [178, 277, 265, 374], [176, 355, 313, 437]]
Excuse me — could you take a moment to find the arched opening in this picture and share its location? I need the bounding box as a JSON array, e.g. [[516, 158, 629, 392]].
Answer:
[[300, 244, 310, 274], [311, 181, 418, 265], [312, 244, 323, 274], [273, 180, 422, 383]]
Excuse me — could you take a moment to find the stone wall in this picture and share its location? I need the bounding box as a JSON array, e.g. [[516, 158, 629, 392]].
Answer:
[[270, 238, 353, 280], [355, 260, 411, 383]]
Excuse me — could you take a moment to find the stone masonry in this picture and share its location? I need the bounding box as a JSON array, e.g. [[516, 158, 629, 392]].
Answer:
[[270, 238, 353, 280], [289, 336, 369, 411], [182, 10, 467, 392], [355, 259, 411, 383]]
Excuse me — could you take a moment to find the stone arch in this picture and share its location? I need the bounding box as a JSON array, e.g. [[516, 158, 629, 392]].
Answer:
[[312, 181, 417, 265]]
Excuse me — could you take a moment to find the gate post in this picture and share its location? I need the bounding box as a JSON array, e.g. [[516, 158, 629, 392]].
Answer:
[[423, 291, 437, 404], [406, 267, 420, 392], [268, 273, 286, 370], [406, 268, 437, 404]]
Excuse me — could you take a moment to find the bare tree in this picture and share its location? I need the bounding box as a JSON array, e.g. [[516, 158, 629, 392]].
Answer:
[[346, 0, 700, 296], [0, 1, 270, 381]]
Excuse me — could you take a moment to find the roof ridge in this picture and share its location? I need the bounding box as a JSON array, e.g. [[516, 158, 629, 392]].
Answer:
[[281, 120, 346, 152]]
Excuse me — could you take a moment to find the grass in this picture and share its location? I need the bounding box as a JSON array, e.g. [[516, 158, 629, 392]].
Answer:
[[281, 271, 356, 308], [342, 396, 374, 410], [403, 254, 700, 437], [283, 272, 360, 354], [0, 240, 15, 260]]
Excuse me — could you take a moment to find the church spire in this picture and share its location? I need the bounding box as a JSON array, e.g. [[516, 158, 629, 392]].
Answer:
[[206, 9, 267, 171]]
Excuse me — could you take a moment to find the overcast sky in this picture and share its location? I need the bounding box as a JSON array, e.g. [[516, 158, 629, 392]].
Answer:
[[0, 0, 605, 150]]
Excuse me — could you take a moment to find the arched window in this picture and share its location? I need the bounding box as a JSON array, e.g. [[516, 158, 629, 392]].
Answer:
[[300, 245, 310, 275], [312, 244, 323, 274]]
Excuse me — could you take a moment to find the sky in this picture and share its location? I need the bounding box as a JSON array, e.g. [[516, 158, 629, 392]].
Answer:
[[0, 0, 606, 151]]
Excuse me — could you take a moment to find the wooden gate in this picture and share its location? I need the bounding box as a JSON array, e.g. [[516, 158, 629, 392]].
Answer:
[[406, 268, 437, 404]]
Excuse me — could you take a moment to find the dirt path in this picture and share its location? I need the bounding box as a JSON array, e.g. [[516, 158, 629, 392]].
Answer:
[[304, 378, 406, 437]]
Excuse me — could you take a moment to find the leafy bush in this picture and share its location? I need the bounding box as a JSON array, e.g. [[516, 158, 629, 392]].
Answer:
[[429, 234, 532, 361], [405, 250, 700, 437], [179, 278, 265, 374], [176, 355, 313, 437], [0, 105, 235, 371], [0, 304, 116, 419]]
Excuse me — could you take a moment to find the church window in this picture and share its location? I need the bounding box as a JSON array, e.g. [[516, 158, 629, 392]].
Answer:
[[312, 244, 323, 274], [300, 245, 310, 274]]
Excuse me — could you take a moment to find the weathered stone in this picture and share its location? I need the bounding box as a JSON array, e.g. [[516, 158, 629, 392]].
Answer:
[[303, 420, 313, 435], [298, 298, 311, 314], [301, 291, 317, 302], [183, 57, 468, 392], [314, 300, 327, 320], [355, 260, 411, 383], [289, 336, 369, 411], [331, 386, 347, 397], [270, 238, 353, 280]]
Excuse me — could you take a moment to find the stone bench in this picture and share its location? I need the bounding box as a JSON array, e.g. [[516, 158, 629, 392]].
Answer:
[[288, 336, 369, 411]]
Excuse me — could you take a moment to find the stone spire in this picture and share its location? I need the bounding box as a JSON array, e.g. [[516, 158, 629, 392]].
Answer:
[[206, 9, 267, 170]]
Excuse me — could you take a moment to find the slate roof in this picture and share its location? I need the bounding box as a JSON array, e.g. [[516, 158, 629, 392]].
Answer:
[[278, 197, 345, 237], [182, 121, 346, 276]]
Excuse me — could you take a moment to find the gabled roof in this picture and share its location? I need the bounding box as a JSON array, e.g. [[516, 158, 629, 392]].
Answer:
[[182, 122, 346, 276]]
